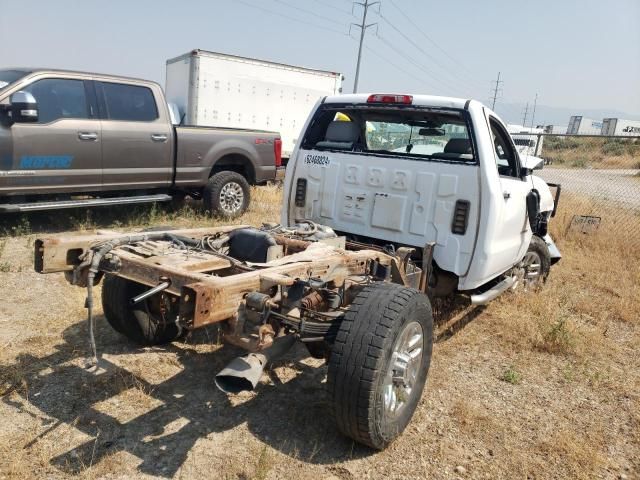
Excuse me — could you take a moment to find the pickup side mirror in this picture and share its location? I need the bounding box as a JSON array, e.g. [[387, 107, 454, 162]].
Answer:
[[9, 91, 38, 123]]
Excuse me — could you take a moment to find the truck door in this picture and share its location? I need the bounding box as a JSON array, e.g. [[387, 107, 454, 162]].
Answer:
[[482, 114, 532, 276], [97, 81, 172, 190], [6, 77, 102, 194]]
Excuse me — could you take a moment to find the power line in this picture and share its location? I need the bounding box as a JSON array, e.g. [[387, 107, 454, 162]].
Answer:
[[375, 12, 481, 96], [351, 0, 379, 93], [314, 0, 355, 16], [364, 43, 434, 88], [235, 0, 348, 36], [385, 0, 489, 92], [490, 71, 503, 110], [375, 34, 469, 96], [272, 0, 346, 26]]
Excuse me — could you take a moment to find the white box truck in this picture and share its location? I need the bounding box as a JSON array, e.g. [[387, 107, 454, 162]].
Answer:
[[601, 118, 640, 136], [567, 116, 603, 135], [165, 49, 343, 158]]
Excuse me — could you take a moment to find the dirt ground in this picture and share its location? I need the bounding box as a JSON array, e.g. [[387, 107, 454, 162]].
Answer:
[[0, 186, 638, 480]]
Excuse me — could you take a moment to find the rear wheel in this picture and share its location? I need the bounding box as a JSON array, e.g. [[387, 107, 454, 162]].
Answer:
[[203, 171, 250, 218], [327, 283, 433, 449], [101, 275, 184, 345]]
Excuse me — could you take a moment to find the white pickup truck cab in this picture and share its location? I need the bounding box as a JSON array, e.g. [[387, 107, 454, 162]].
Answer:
[[283, 93, 561, 300]]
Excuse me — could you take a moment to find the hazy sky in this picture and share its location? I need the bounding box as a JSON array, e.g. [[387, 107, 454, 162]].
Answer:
[[1, 0, 638, 124]]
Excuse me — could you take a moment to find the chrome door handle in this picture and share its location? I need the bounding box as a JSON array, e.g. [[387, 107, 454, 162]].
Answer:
[[503, 191, 511, 199], [78, 132, 98, 141], [151, 134, 168, 142]]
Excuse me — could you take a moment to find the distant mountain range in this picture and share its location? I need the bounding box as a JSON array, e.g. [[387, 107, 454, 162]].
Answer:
[[495, 102, 640, 127]]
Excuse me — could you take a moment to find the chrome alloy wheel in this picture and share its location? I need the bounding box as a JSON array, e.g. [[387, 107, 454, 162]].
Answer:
[[382, 321, 424, 419], [219, 181, 244, 215]]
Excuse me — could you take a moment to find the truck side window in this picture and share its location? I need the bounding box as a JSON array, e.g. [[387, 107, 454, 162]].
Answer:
[[23, 78, 88, 124], [489, 118, 520, 177], [99, 82, 158, 122]]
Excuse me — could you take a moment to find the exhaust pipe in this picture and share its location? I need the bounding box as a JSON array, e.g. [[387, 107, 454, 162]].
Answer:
[[215, 335, 296, 394]]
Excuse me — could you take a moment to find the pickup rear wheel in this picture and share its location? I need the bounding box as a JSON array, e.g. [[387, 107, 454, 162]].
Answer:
[[101, 275, 184, 346], [327, 283, 433, 449], [203, 171, 250, 218]]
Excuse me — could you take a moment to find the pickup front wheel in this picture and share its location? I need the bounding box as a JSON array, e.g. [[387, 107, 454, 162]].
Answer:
[[203, 171, 251, 218]]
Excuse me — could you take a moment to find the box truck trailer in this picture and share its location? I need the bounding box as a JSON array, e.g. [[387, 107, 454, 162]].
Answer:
[[567, 116, 603, 135], [165, 49, 343, 158], [601, 118, 640, 136]]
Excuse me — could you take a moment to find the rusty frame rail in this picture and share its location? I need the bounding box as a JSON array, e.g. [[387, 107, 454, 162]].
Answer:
[[35, 226, 395, 329]]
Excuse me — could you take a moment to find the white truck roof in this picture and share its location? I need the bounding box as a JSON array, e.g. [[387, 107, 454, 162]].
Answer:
[[322, 93, 470, 110]]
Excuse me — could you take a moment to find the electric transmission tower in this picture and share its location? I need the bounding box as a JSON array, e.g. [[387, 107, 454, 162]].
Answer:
[[521, 102, 529, 127], [529, 93, 538, 129], [490, 71, 503, 110], [351, 0, 379, 93]]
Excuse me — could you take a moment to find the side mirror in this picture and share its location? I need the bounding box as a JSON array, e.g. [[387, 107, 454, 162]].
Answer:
[[520, 155, 544, 177], [9, 91, 38, 123]]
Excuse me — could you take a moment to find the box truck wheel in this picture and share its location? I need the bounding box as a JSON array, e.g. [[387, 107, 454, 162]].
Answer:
[[327, 283, 433, 449], [101, 275, 185, 345], [203, 171, 251, 218]]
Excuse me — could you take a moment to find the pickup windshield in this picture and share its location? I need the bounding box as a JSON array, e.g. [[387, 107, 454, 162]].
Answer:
[[0, 69, 31, 93], [302, 105, 474, 162]]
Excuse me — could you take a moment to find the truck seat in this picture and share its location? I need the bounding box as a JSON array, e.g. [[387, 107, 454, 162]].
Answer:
[[437, 138, 474, 160], [315, 121, 360, 150]]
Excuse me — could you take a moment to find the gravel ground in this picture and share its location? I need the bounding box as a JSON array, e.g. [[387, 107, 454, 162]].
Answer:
[[538, 168, 640, 207]]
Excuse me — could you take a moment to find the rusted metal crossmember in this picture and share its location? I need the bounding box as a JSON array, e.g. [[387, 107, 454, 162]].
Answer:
[[35, 226, 393, 329]]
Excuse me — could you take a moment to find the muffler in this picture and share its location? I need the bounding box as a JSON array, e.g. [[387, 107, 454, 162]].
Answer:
[[215, 335, 296, 394]]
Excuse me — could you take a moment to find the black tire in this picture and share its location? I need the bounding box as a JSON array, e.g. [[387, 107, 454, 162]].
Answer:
[[101, 274, 184, 346], [524, 235, 551, 284], [327, 283, 433, 449], [203, 171, 250, 218]]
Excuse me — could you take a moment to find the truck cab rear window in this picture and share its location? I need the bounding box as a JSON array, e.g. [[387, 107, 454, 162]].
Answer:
[[301, 106, 475, 162], [99, 82, 158, 121]]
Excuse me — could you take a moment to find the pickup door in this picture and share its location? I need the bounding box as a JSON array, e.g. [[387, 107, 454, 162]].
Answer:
[[4, 77, 102, 194], [97, 80, 173, 189]]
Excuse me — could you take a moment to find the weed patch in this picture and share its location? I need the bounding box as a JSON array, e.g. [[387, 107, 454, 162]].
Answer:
[[500, 365, 522, 384]]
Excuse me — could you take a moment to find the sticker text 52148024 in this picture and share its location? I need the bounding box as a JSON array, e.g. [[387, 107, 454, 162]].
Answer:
[[303, 154, 331, 166]]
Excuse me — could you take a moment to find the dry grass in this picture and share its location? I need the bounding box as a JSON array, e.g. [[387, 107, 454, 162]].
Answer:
[[0, 184, 638, 479], [542, 136, 640, 169]]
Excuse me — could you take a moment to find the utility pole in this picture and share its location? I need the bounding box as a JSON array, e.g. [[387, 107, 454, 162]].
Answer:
[[351, 0, 379, 93], [490, 71, 503, 110], [529, 93, 538, 129], [521, 102, 529, 127]]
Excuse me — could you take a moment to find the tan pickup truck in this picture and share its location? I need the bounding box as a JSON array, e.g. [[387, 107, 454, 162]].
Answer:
[[0, 68, 283, 217]]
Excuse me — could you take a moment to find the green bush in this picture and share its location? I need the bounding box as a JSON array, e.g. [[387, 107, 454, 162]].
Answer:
[[602, 142, 625, 156]]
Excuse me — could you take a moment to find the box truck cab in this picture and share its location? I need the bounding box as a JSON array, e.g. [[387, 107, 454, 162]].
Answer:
[[283, 93, 561, 298]]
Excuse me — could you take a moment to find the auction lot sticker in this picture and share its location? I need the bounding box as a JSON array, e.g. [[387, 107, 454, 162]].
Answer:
[[303, 153, 331, 166]]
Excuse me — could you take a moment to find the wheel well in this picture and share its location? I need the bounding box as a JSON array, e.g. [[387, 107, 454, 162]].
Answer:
[[210, 154, 256, 184]]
